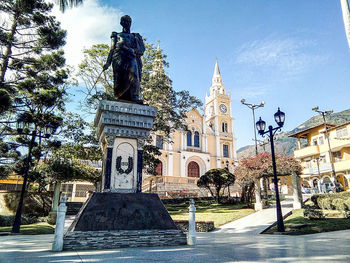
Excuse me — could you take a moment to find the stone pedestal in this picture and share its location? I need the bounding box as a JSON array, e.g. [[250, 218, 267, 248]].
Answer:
[[94, 100, 157, 193], [63, 100, 187, 250]]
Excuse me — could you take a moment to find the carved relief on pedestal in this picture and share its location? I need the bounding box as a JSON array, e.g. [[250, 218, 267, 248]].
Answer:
[[105, 136, 115, 147], [110, 138, 138, 192]]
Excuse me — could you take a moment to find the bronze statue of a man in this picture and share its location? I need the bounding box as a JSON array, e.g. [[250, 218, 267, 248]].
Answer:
[[103, 15, 145, 102]]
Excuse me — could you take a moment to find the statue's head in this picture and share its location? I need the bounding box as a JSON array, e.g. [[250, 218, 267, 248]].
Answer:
[[120, 15, 132, 31]]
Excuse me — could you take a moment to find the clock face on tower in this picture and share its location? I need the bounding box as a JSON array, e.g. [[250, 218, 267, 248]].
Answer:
[[219, 104, 227, 113]]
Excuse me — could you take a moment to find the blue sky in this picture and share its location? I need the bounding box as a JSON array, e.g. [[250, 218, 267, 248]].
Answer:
[[54, 0, 350, 149]]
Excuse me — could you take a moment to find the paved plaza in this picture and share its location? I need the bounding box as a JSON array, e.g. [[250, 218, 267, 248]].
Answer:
[[1, 229, 350, 262], [215, 199, 294, 235], [1, 198, 349, 262]]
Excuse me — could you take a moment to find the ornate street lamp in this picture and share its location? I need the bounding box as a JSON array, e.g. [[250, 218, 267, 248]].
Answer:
[[241, 99, 265, 155], [256, 108, 286, 232], [11, 118, 54, 234]]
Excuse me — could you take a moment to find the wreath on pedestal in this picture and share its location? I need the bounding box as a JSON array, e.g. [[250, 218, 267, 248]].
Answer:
[[116, 156, 133, 174]]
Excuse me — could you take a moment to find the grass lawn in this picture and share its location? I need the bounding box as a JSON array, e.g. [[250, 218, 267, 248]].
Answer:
[[165, 201, 255, 228], [264, 209, 350, 235], [0, 201, 254, 234], [0, 222, 54, 235]]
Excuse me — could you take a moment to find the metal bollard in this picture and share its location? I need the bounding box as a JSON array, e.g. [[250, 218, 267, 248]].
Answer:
[[52, 196, 67, 251], [187, 199, 196, 245]]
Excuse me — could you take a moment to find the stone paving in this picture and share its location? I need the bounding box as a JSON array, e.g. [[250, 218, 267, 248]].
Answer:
[[1, 196, 350, 262], [214, 199, 294, 235], [1, 230, 350, 262]]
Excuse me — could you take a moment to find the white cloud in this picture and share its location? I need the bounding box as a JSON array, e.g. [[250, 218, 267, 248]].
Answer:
[[235, 37, 329, 77], [51, 0, 122, 68]]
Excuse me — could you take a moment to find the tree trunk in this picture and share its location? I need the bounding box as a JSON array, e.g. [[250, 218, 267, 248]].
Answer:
[[48, 181, 61, 224], [50, 182, 61, 214], [0, 11, 19, 83], [292, 173, 303, 209], [254, 179, 263, 211], [262, 177, 268, 199]]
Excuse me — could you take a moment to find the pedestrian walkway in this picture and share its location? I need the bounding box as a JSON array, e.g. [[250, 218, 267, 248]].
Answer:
[[215, 198, 294, 235], [1, 229, 350, 262]]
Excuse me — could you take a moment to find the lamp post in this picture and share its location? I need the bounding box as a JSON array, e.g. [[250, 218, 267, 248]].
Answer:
[[256, 108, 285, 232], [225, 160, 231, 197], [256, 139, 268, 152], [312, 106, 336, 183], [313, 156, 322, 193], [241, 99, 265, 155], [11, 118, 54, 234]]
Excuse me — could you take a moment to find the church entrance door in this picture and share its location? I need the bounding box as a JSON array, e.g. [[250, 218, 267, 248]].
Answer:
[[188, 161, 199, 178]]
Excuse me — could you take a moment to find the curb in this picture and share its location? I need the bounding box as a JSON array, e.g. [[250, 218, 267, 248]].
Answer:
[[259, 210, 293, 234]]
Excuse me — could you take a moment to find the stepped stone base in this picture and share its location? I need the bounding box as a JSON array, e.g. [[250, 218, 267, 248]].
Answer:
[[63, 229, 186, 250], [63, 192, 186, 250]]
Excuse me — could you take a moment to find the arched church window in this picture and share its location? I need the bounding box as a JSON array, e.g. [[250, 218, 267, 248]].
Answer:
[[187, 131, 192, 146], [223, 144, 229, 158], [222, 122, 228, 133], [194, 131, 200, 147], [156, 135, 163, 149], [156, 161, 162, 176], [188, 161, 199, 178]]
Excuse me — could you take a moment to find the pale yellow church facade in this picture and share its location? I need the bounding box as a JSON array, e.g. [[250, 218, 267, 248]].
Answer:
[[142, 61, 238, 197]]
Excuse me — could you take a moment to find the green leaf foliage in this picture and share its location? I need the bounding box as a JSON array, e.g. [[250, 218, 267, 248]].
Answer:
[[197, 168, 235, 203]]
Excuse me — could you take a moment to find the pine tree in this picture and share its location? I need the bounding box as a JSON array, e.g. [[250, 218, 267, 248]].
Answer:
[[0, 0, 69, 177], [0, 0, 71, 233], [0, 0, 68, 132]]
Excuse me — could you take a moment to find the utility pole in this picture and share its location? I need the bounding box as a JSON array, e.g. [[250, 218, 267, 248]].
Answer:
[[312, 106, 337, 182]]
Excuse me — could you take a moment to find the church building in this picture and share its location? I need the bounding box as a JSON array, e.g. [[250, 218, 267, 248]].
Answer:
[[142, 59, 238, 197]]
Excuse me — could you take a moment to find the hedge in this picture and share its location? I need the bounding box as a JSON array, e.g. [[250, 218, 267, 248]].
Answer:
[[0, 215, 39, 227], [311, 192, 350, 211], [1, 191, 53, 217]]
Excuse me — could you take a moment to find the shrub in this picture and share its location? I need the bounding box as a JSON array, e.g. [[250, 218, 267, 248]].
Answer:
[[0, 215, 38, 227], [344, 198, 350, 211], [3, 192, 52, 217], [332, 198, 347, 211], [318, 197, 333, 210], [311, 192, 350, 211], [303, 205, 324, 220]]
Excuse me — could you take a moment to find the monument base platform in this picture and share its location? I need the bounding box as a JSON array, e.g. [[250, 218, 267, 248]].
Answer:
[[63, 229, 186, 250], [63, 192, 186, 250]]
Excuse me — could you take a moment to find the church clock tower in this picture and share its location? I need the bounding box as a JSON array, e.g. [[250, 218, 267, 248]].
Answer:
[[205, 60, 236, 167]]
